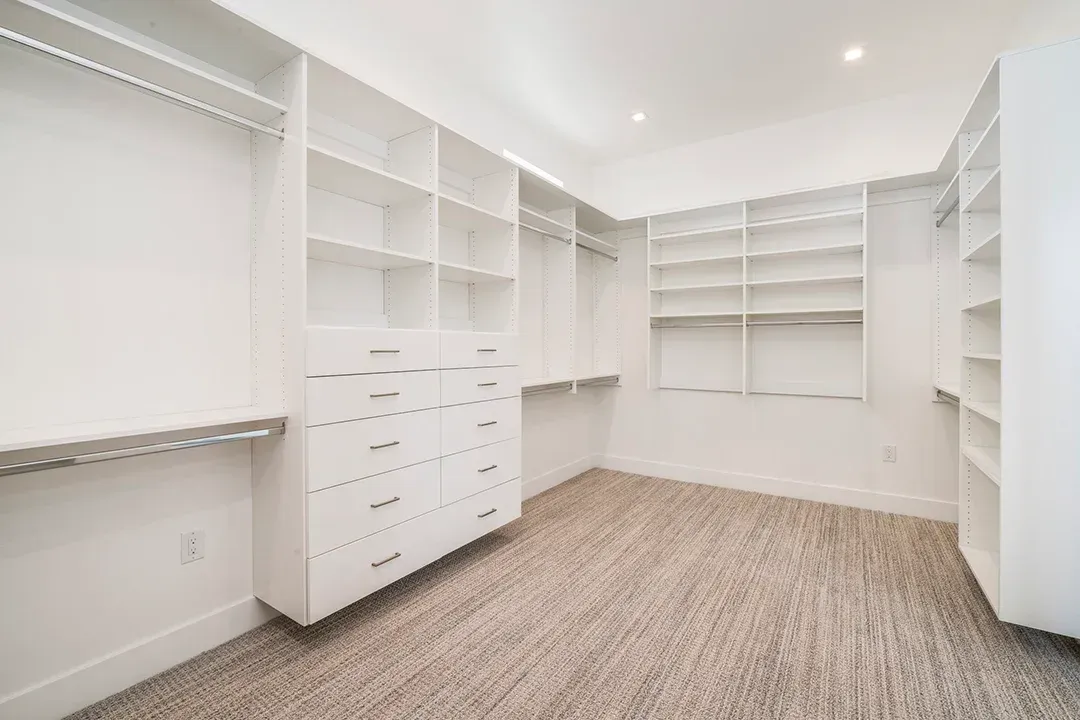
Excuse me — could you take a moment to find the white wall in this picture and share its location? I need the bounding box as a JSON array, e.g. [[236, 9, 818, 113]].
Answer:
[[220, 0, 596, 201], [1008, 0, 1080, 49], [521, 391, 612, 499], [591, 86, 972, 218], [596, 193, 959, 521]]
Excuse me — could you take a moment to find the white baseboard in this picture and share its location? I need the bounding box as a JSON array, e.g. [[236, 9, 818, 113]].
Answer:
[[598, 455, 958, 523], [522, 455, 599, 500], [0, 596, 278, 720]]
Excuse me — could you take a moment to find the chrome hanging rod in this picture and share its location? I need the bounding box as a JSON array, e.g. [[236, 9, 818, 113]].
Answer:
[[519, 222, 571, 244], [577, 375, 620, 387], [936, 388, 960, 407], [651, 322, 742, 329], [936, 196, 960, 227], [522, 382, 574, 397], [0, 420, 286, 477], [0, 27, 285, 139], [576, 243, 618, 262]]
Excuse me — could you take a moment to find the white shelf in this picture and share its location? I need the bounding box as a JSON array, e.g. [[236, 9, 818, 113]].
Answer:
[[959, 545, 1000, 612], [963, 168, 1001, 213], [963, 445, 1002, 486], [965, 400, 1002, 424], [0, 408, 285, 455], [650, 254, 742, 269], [1, 0, 289, 126], [935, 382, 961, 398], [438, 194, 513, 233], [963, 295, 1001, 313], [307, 145, 432, 206], [963, 229, 1001, 262], [307, 234, 432, 270], [519, 207, 571, 237], [747, 274, 863, 288], [576, 372, 620, 382], [576, 228, 618, 252], [650, 311, 742, 320], [964, 352, 1001, 361], [747, 209, 863, 231], [747, 307, 863, 317], [521, 377, 573, 389], [438, 261, 513, 284], [747, 242, 863, 260], [649, 224, 743, 244], [651, 282, 742, 293], [962, 113, 1001, 171], [935, 172, 960, 214]]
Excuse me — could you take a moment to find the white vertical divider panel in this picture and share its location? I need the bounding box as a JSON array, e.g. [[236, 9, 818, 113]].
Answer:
[[430, 127, 441, 326], [999, 38, 1080, 637], [862, 185, 869, 401], [251, 53, 307, 624], [564, 207, 578, 390], [645, 218, 657, 389], [741, 201, 749, 394]]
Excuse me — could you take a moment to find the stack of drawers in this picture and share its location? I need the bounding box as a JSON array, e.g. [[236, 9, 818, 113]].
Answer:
[[303, 327, 522, 622]]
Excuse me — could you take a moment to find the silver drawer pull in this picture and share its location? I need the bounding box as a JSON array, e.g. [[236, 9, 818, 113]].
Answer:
[[370, 392, 400, 398], [369, 441, 400, 450], [370, 496, 400, 509], [478, 508, 497, 518], [371, 552, 401, 567], [477, 421, 497, 427], [369, 349, 400, 354], [477, 348, 498, 353], [477, 382, 498, 387], [478, 464, 498, 473]]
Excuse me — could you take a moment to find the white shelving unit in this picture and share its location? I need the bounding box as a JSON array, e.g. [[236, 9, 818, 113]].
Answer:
[[929, 42, 1080, 638], [647, 184, 867, 399]]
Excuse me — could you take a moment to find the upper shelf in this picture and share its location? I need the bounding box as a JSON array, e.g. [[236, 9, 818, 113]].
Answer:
[[576, 228, 618, 253], [519, 206, 571, 237], [935, 173, 960, 214], [747, 242, 863, 260], [650, 224, 742, 244], [439, 194, 513, 233], [964, 168, 1001, 213], [650, 253, 742, 269], [1, 0, 290, 125], [962, 112, 1001, 172], [308, 145, 433, 206], [307, 234, 432, 270], [747, 209, 863, 233]]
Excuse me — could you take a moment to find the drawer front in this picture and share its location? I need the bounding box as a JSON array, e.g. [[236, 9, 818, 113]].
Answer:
[[441, 397, 521, 456], [440, 438, 521, 505], [307, 509, 444, 623], [307, 409, 440, 492], [440, 367, 520, 408], [440, 331, 518, 369], [307, 327, 439, 377], [307, 460, 440, 557], [306, 371, 439, 426], [441, 479, 522, 552]]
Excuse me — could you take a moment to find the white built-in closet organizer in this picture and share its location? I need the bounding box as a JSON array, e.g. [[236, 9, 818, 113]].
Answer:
[[0, 0, 620, 626], [2, 0, 1079, 640]]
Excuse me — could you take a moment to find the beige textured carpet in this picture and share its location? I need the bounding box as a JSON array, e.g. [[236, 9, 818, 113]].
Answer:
[[69, 469, 1080, 719]]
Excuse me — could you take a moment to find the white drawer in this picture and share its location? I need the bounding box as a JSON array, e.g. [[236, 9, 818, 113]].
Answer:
[[307, 408, 440, 492], [440, 438, 521, 505], [307, 327, 439, 377], [441, 397, 521, 456], [307, 508, 444, 623], [441, 478, 521, 552], [440, 331, 518, 369], [440, 367, 520, 408], [306, 371, 439, 426], [307, 460, 440, 557]]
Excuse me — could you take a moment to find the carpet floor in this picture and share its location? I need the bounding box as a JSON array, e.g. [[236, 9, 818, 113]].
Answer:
[[69, 469, 1080, 719]]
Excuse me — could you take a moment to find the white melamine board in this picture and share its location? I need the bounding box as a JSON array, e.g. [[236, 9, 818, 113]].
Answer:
[[308, 185, 384, 249], [519, 234, 546, 380], [0, 45, 252, 431], [748, 324, 863, 398], [438, 194, 513, 233], [998, 40, 1080, 636], [575, 251, 595, 375], [0, 0, 288, 124], [438, 127, 508, 181], [307, 234, 431, 270], [308, 144, 432, 205]]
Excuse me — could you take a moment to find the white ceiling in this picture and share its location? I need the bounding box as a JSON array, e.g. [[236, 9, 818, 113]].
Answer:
[[226, 0, 1026, 165]]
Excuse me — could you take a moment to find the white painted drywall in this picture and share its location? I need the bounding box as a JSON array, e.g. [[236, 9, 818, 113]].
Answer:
[[596, 195, 959, 521], [219, 0, 596, 201], [591, 87, 972, 218], [521, 391, 612, 499]]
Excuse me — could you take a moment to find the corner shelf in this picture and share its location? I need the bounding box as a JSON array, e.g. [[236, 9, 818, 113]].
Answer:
[[307, 234, 432, 270], [963, 229, 1001, 262], [963, 445, 1002, 486], [964, 352, 1001, 361], [307, 144, 432, 206], [963, 168, 1001, 213], [438, 261, 513, 284], [962, 113, 1001, 171], [438, 194, 513, 233], [965, 400, 1002, 424]]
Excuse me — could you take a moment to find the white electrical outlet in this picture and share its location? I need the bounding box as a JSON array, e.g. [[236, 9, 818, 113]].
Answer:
[[180, 530, 205, 564], [883, 445, 897, 463]]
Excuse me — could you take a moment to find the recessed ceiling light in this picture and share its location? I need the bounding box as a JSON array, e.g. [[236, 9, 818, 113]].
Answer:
[[844, 47, 864, 62], [631, 111, 648, 122]]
